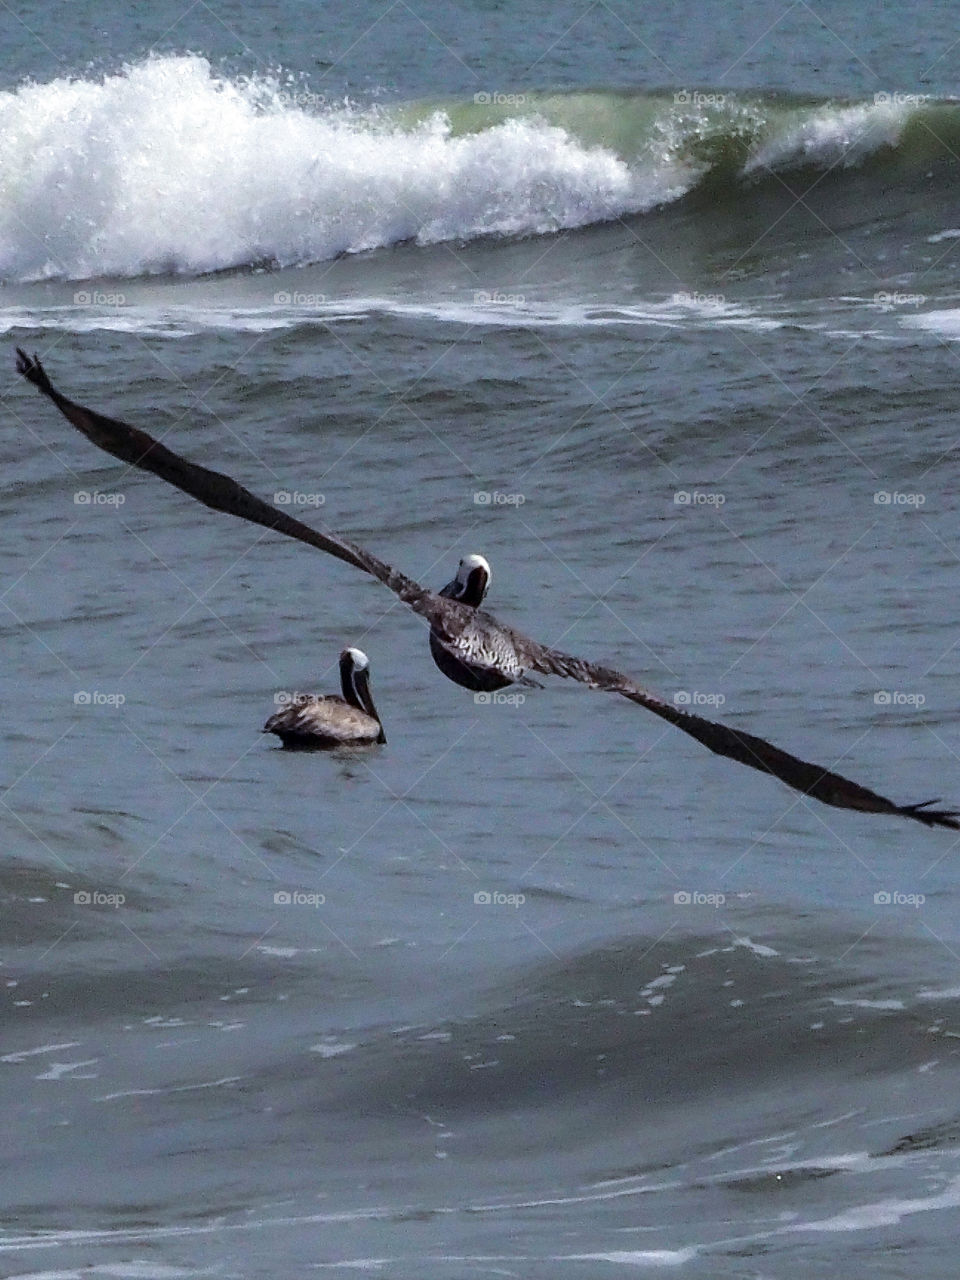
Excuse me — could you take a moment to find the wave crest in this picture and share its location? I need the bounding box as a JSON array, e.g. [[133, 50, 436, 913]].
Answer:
[[0, 56, 672, 281], [0, 57, 947, 283]]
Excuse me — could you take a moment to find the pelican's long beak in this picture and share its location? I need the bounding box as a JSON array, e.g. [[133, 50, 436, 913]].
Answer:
[[354, 666, 386, 744]]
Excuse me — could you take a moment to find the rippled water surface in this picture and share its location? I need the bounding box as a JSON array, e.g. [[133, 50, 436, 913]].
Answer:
[[4, 2, 960, 1277]]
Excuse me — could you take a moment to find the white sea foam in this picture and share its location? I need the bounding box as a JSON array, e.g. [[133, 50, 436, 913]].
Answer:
[[310, 1040, 357, 1057], [0, 59, 923, 284], [730, 936, 779, 957], [743, 101, 908, 174], [95, 1076, 242, 1102], [901, 309, 960, 338], [35, 1059, 98, 1081], [1, 1041, 81, 1063], [5, 1267, 200, 1278], [787, 1174, 960, 1233], [0, 56, 681, 282], [829, 997, 905, 1011], [0, 295, 789, 338], [562, 1249, 698, 1266]]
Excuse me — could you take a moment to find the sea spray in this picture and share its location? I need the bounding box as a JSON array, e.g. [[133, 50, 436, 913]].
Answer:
[[0, 55, 667, 281], [0, 56, 944, 282]]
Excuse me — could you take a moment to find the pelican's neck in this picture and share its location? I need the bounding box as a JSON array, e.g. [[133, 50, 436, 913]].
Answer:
[[339, 652, 364, 709], [340, 652, 385, 743]]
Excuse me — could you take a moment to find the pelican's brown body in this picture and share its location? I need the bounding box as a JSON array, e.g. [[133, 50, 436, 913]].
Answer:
[[264, 648, 385, 747]]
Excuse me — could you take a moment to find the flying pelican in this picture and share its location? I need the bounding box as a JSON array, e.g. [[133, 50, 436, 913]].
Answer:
[[430, 553, 529, 692], [263, 647, 386, 747], [15, 348, 959, 831]]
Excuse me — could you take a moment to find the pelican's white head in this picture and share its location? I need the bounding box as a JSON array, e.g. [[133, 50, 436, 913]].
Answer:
[[341, 647, 370, 672], [439, 554, 491, 607]]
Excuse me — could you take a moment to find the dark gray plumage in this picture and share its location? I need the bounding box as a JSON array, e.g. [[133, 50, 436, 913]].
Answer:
[[264, 647, 385, 747], [429, 555, 521, 692]]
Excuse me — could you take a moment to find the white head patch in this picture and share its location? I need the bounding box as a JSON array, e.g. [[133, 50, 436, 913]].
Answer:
[[457, 554, 491, 588], [342, 647, 370, 672]]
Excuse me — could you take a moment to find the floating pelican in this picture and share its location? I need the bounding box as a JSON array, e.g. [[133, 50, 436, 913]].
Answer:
[[264, 647, 386, 747], [15, 348, 959, 831]]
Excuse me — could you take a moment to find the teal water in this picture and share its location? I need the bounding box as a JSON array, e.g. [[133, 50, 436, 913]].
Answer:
[[4, 0, 960, 99], [4, 3, 960, 1278]]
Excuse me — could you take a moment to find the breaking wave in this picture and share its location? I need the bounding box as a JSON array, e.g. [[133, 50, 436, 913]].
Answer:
[[0, 55, 954, 281]]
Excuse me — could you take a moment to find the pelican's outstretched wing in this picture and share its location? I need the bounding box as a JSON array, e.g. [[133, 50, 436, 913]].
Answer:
[[14, 348, 436, 615], [493, 625, 959, 828], [16, 349, 958, 831]]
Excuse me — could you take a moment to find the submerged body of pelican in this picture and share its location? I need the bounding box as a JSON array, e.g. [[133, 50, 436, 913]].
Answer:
[[264, 647, 386, 748], [15, 348, 959, 831]]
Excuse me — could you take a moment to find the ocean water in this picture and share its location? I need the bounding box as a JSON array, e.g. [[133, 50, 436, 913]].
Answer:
[[4, 2, 960, 1277]]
